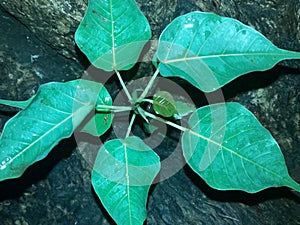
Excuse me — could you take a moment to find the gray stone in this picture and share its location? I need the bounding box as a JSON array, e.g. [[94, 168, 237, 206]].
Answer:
[[0, 0, 87, 60], [0, 8, 84, 106], [1, 0, 300, 64], [0, 1, 300, 225]]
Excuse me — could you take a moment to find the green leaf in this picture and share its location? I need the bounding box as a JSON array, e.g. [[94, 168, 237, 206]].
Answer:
[[75, 0, 151, 71], [80, 84, 113, 136], [81, 113, 113, 136], [182, 102, 300, 193], [0, 79, 112, 181], [92, 136, 160, 225], [153, 91, 177, 117], [173, 100, 195, 120], [156, 12, 300, 92], [0, 96, 35, 110]]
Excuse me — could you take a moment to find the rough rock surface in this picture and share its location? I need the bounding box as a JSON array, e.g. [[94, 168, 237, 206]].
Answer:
[[0, 1, 300, 225], [1, 0, 300, 62], [0, 8, 84, 105], [0, 0, 87, 60]]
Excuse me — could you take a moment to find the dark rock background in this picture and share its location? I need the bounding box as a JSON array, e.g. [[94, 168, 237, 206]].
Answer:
[[0, 1, 300, 224], [1, 0, 299, 61]]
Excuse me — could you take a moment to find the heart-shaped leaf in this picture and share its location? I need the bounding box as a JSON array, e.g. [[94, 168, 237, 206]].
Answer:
[[182, 102, 300, 193], [75, 0, 151, 71], [92, 136, 160, 225], [156, 12, 300, 92], [80, 83, 114, 136], [153, 91, 177, 117], [173, 100, 195, 120], [0, 80, 112, 181]]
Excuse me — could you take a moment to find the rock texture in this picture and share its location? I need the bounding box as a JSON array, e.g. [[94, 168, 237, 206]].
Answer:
[[0, 7, 84, 106], [0, 1, 300, 225], [1, 0, 87, 59], [1, 0, 300, 62]]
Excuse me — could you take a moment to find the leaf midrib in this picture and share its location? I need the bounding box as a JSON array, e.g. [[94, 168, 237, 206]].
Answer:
[[162, 51, 300, 64], [187, 128, 294, 187], [109, 0, 116, 69], [123, 141, 133, 225], [4, 104, 93, 168]]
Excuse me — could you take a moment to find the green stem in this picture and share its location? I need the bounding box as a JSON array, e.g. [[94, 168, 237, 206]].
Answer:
[[126, 113, 136, 138], [115, 70, 132, 102], [96, 104, 132, 113], [141, 109, 188, 133], [137, 68, 160, 102]]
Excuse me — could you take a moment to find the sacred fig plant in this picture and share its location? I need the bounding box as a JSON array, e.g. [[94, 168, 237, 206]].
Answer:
[[0, 0, 300, 224]]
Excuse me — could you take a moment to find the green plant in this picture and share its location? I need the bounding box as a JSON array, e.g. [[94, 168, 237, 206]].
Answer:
[[0, 0, 300, 224]]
